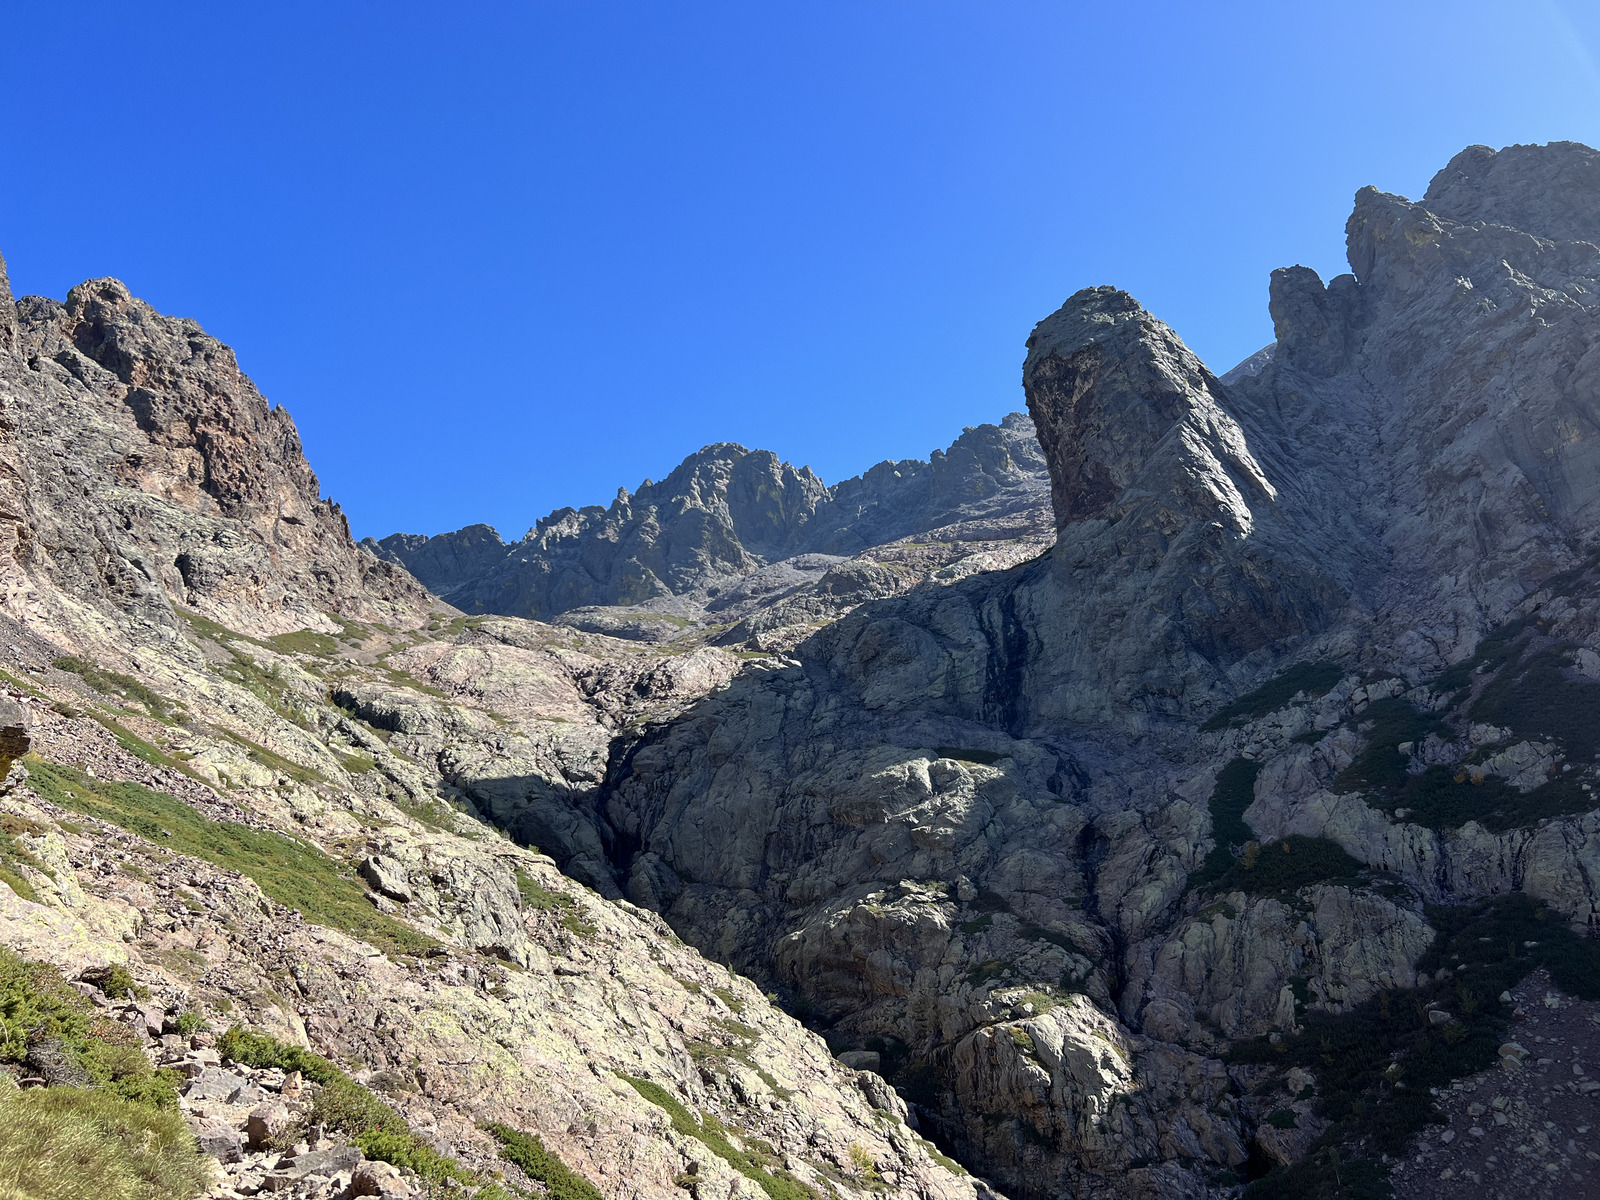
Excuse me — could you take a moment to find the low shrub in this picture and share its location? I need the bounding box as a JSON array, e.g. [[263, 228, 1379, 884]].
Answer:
[[51, 656, 180, 722], [1333, 668, 1599, 832], [1188, 758, 1262, 889], [0, 948, 181, 1109], [1238, 894, 1600, 1197], [1211, 836, 1363, 895], [1200, 662, 1344, 732], [484, 1122, 603, 1200], [617, 1073, 817, 1200], [219, 1027, 472, 1184]]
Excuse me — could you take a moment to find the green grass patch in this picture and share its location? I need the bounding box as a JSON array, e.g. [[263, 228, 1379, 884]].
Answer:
[[1201, 662, 1345, 732], [0, 1077, 208, 1200], [210, 727, 325, 787], [1188, 757, 1261, 890], [337, 751, 376, 775], [218, 1028, 472, 1184], [617, 1073, 816, 1200], [27, 760, 435, 958], [485, 1123, 602, 1200], [0, 821, 52, 904], [515, 868, 596, 938], [83, 712, 205, 784], [52, 656, 180, 722], [1211, 836, 1363, 895], [1238, 894, 1600, 1198], [175, 610, 319, 728], [265, 630, 339, 657]]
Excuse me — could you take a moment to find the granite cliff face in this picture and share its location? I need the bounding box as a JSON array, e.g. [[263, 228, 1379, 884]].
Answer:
[[0, 269, 432, 649], [590, 141, 1600, 1197]]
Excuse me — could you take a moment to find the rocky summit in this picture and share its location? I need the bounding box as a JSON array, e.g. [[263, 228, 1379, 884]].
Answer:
[[5, 141, 1600, 1200], [367, 414, 1053, 642]]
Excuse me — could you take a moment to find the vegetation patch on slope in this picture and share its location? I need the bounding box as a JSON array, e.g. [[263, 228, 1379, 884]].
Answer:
[[0, 1075, 208, 1200], [52, 656, 182, 722], [617, 1072, 817, 1200], [484, 1122, 602, 1200], [218, 1028, 473, 1184], [1335, 659, 1600, 831], [1, 947, 181, 1110], [1210, 836, 1364, 895], [1238, 894, 1600, 1198], [1469, 642, 1600, 761], [1187, 757, 1261, 890], [1201, 662, 1345, 732], [26, 761, 435, 957]]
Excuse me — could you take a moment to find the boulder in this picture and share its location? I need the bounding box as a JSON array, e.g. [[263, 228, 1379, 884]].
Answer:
[[246, 1101, 294, 1150], [193, 1117, 243, 1164]]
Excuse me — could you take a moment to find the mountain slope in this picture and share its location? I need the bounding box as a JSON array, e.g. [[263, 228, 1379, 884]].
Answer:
[[0, 252, 983, 1200]]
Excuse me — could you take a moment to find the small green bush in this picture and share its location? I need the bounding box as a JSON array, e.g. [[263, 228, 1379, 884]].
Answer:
[[0, 1082, 209, 1200], [1201, 662, 1344, 732], [617, 1073, 817, 1200], [1212, 836, 1363, 895], [484, 1122, 603, 1200], [1, 948, 99, 1065], [80, 963, 138, 1001], [219, 1027, 472, 1184], [217, 1027, 340, 1084], [0, 948, 179, 1111], [28, 761, 435, 957]]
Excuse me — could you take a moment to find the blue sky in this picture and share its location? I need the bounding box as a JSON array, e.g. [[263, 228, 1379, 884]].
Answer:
[[4, 2, 1599, 540]]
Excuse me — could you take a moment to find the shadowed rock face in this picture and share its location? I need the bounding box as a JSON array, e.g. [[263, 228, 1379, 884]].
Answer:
[[372, 414, 1052, 621], [597, 141, 1600, 1197]]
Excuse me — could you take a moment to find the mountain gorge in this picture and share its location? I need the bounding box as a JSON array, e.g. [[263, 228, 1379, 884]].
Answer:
[[5, 141, 1600, 1200]]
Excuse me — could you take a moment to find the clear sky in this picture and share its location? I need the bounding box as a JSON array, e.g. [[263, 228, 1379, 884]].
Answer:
[[4, 2, 1599, 540]]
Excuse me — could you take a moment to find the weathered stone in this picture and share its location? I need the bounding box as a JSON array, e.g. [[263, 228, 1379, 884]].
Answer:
[[351, 1159, 411, 1197], [246, 1102, 293, 1150], [185, 1067, 252, 1103], [358, 855, 412, 903], [194, 1117, 244, 1164], [23, 1037, 91, 1087]]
